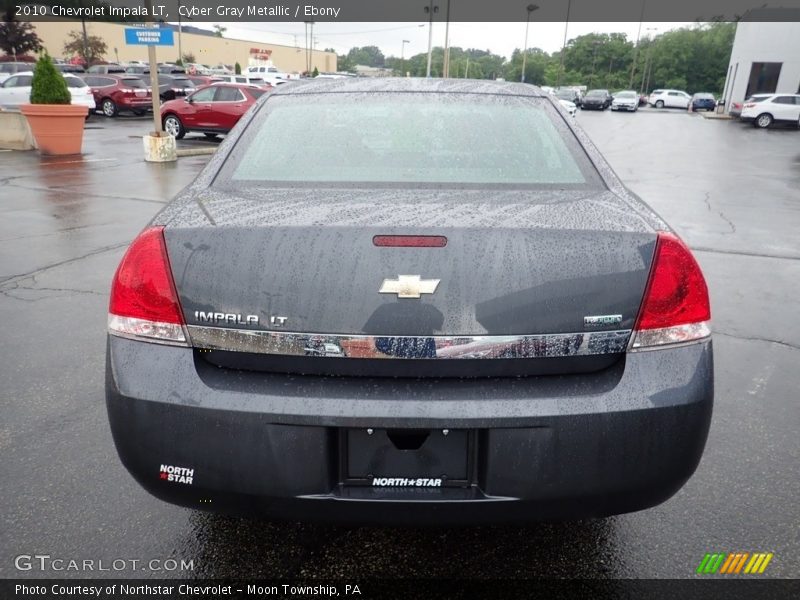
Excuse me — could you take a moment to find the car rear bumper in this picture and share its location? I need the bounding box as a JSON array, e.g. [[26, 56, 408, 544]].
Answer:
[[106, 335, 713, 523]]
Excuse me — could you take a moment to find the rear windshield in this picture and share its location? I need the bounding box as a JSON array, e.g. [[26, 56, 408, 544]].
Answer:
[[121, 78, 146, 88], [586, 91, 605, 97], [248, 88, 267, 99], [65, 77, 87, 88], [746, 96, 769, 103], [172, 78, 194, 87], [217, 93, 602, 188], [616, 92, 637, 98]]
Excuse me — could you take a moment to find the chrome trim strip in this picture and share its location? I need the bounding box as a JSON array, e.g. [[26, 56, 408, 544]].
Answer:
[[186, 326, 632, 360]]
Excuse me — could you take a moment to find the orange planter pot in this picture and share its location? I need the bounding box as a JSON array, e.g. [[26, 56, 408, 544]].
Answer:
[[20, 104, 88, 155]]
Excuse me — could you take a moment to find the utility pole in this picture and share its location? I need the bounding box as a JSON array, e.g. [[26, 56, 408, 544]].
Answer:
[[177, 0, 183, 65], [79, 0, 89, 67], [442, 0, 452, 78], [520, 4, 539, 83], [144, 0, 162, 134], [424, 1, 438, 78], [401, 39, 410, 77], [629, 0, 647, 88], [556, 0, 572, 88]]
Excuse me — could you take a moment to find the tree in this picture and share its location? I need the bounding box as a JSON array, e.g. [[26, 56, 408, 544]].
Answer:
[[346, 45, 385, 67], [63, 30, 107, 66], [212, 25, 226, 38], [30, 53, 70, 105], [312, 66, 319, 77], [182, 52, 196, 64], [234, 62, 241, 74], [0, 19, 42, 56]]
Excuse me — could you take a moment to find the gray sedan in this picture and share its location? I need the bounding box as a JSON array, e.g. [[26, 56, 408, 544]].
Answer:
[[105, 79, 713, 523]]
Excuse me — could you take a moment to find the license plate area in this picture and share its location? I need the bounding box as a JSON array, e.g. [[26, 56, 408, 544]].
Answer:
[[341, 429, 474, 488]]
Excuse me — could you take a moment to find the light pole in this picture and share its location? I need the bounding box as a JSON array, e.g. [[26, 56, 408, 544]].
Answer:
[[520, 4, 539, 83], [401, 39, 410, 77], [177, 0, 183, 65], [556, 0, 572, 88], [424, 1, 438, 78], [442, 0, 452, 78], [628, 0, 648, 88], [640, 27, 658, 94], [589, 40, 602, 88]]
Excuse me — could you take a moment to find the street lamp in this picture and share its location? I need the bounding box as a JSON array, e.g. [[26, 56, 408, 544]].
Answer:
[[520, 4, 539, 83], [424, 1, 439, 78], [556, 0, 572, 88], [401, 40, 410, 77]]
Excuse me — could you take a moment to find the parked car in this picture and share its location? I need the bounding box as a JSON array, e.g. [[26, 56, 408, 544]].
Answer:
[[648, 89, 691, 109], [157, 63, 186, 74], [0, 71, 95, 113], [160, 83, 267, 139], [214, 74, 273, 88], [187, 75, 225, 87], [611, 90, 639, 112], [147, 73, 196, 101], [691, 93, 717, 112], [84, 74, 152, 117], [124, 65, 150, 75], [638, 94, 648, 106], [581, 89, 612, 110], [246, 65, 290, 85], [727, 100, 744, 118], [557, 99, 577, 117], [0, 61, 34, 84], [740, 93, 800, 128], [108, 79, 713, 523], [554, 88, 581, 107], [87, 63, 127, 75], [55, 63, 85, 74]]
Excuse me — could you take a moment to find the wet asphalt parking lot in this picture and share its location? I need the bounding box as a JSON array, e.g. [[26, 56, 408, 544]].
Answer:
[[0, 106, 798, 580]]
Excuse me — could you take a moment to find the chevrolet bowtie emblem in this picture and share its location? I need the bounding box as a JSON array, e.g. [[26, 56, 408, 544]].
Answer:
[[379, 275, 441, 299]]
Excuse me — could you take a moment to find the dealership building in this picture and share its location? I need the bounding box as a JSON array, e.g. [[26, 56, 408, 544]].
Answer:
[[721, 10, 800, 113], [31, 19, 337, 75]]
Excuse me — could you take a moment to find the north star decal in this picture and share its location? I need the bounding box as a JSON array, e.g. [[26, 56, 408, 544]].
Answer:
[[372, 477, 442, 487], [160, 464, 194, 485]]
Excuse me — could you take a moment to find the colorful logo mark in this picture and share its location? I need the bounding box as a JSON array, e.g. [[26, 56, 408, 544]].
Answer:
[[697, 552, 773, 575]]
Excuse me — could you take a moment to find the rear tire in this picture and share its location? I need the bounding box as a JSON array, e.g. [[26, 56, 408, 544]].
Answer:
[[755, 113, 773, 129], [163, 114, 185, 139], [101, 98, 117, 117], [655, 100, 664, 108]]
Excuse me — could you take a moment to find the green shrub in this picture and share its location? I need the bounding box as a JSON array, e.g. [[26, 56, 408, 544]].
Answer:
[[312, 66, 319, 77], [30, 53, 70, 105], [234, 61, 241, 74]]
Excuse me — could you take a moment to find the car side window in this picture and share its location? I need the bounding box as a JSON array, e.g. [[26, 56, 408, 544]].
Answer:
[[773, 96, 794, 104], [668, 92, 679, 96], [235, 77, 246, 83], [214, 87, 245, 102], [98, 77, 114, 87], [190, 87, 216, 102], [3, 75, 18, 87], [13, 75, 32, 87]]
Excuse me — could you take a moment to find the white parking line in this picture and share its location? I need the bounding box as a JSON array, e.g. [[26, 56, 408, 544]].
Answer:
[[41, 158, 118, 166]]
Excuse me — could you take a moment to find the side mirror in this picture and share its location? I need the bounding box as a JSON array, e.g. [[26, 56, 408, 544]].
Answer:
[[186, 97, 193, 103]]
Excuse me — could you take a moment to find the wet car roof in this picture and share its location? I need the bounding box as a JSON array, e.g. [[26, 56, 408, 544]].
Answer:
[[271, 78, 548, 97]]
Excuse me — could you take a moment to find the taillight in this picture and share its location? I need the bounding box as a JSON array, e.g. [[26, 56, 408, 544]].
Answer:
[[108, 226, 188, 346], [743, 103, 756, 108], [631, 232, 711, 350]]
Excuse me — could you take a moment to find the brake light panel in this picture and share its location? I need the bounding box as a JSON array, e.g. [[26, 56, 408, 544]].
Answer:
[[108, 227, 189, 346], [631, 232, 711, 350]]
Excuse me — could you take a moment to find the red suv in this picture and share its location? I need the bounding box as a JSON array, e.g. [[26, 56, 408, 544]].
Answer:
[[161, 83, 268, 139], [84, 74, 151, 117]]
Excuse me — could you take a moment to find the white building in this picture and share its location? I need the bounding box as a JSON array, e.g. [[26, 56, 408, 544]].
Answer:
[[721, 10, 800, 113]]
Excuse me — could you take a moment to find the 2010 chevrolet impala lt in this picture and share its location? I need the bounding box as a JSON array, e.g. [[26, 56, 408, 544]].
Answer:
[[105, 79, 713, 523]]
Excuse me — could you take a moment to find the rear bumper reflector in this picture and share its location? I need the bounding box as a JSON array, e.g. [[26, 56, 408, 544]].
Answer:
[[630, 321, 711, 351], [185, 326, 632, 359], [108, 314, 189, 346]]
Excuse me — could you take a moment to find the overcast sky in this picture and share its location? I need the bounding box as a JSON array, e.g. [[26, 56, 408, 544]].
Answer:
[[193, 21, 693, 60]]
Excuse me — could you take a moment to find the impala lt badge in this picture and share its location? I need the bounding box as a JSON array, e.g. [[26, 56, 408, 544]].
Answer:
[[379, 275, 441, 299]]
